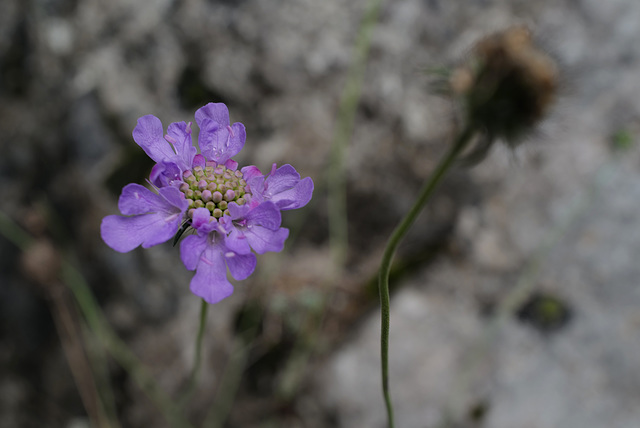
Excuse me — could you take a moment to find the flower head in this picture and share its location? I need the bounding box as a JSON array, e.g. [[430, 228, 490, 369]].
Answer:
[[451, 26, 558, 144], [101, 103, 313, 304]]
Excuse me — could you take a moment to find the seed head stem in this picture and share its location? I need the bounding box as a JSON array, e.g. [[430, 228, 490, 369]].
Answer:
[[378, 126, 474, 428]]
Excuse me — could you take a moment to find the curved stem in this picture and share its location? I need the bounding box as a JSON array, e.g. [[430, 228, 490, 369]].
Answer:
[[378, 126, 474, 428]]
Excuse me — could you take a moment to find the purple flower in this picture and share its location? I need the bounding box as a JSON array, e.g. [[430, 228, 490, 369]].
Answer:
[[101, 103, 313, 304], [243, 163, 314, 210]]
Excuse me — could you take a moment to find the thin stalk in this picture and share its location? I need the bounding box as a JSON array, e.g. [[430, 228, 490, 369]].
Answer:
[[328, 0, 383, 268], [179, 299, 209, 407], [378, 126, 475, 428], [203, 322, 260, 428]]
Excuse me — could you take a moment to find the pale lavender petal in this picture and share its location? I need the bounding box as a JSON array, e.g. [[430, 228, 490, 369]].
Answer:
[[191, 207, 216, 233], [197, 115, 246, 164], [225, 159, 238, 171], [140, 213, 183, 248], [192, 154, 206, 168], [180, 234, 208, 271], [101, 212, 181, 252], [227, 202, 250, 220], [149, 163, 165, 188], [189, 244, 235, 304], [158, 186, 189, 211], [271, 176, 314, 210], [166, 121, 196, 168], [132, 115, 175, 163], [225, 250, 257, 281], [195, 103, 230, 128], [264, 164, 300, 195], [149, 161, 181, 188], [225, 227, 251, 255], [227, 123, 246, 159], [245, 227, 289, 254], [243, 201, 282, 230], [241, 165, 262, 182], [118, 184, 171, 215], [198, 117, 228, 161]]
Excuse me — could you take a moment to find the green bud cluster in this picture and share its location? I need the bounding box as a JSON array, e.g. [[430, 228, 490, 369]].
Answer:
[[179, 164, 249, 218]]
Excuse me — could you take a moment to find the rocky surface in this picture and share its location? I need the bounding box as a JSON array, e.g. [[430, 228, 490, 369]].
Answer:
[[1, 0, 640, 427]]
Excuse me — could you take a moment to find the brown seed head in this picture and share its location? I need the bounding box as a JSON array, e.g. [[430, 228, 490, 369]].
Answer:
[[454, 26, 558, 143]]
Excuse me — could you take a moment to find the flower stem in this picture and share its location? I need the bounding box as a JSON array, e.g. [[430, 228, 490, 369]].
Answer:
[[378, 126, 474, 428], [179, 299, 208, 407]]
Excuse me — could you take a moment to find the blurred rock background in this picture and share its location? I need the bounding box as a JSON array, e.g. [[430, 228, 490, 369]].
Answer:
[[2, 0, 640, 427]]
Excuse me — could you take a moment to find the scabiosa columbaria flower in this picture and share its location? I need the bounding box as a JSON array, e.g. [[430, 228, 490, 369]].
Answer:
[[101, 103, 313, 304]]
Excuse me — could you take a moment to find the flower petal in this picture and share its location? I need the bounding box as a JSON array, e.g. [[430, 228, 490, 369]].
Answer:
[[245, 227, 289, 254], [241, 165, 262, 182], [192, 154, 206, 168], [228, 201, 281, 230], [101, 212, 181, 252], [227, 122, 246, 159], [118, 184, 171, 215], [225, 250, 257, 281], [198, 118, 228, 161], [166, 121, 196, 169], [196, 103, 246, 164], [264, 164, 301, 195], [271, 176, 314, 210], [224, 227, 252, 255], [150, 161, 181, 188], [191, 207, 217, 233], [132, 115, 175, 163], [180, 234, 208, 271], [225, 159, 238, 171], [158, 186, 189, 212], [195, 103, 230, 128], [189, 244, 235, 304]]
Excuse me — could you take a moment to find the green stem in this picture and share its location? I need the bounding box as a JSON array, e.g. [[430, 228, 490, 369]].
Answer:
[[180, 299, 209, 407], [378, 126, 474, 428]]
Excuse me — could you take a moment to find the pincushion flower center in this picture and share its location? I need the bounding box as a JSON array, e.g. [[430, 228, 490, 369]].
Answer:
[[180, 163, 250, 218]]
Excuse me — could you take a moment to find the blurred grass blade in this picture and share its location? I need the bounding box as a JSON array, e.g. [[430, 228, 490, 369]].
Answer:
[[61, 260, 195, 428], [328, 0, 383, 269], [0, 211, 194, 428]]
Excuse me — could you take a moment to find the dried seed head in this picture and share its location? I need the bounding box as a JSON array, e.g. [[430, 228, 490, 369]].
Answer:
[[453, 26, 558, 143]]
